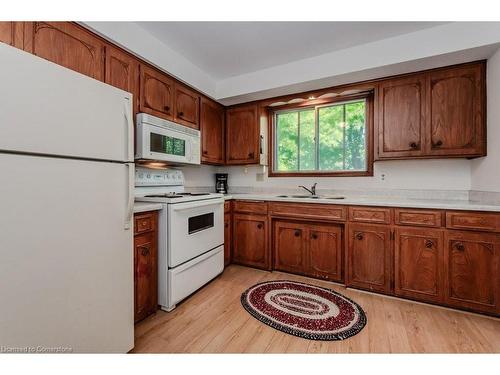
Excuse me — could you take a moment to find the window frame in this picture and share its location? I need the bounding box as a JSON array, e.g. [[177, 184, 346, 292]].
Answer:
[[268, 93, 374, 177]]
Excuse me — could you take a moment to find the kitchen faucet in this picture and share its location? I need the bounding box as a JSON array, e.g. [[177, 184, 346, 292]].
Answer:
[[299, 183, 317, 196]]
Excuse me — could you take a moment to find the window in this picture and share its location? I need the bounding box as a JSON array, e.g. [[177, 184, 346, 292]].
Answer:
[[271, 97, 372, 176]]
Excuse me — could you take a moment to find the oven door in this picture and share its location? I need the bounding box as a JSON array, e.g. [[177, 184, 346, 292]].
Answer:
[[136, 122, 199, 164], [167, 198, 224, 267]]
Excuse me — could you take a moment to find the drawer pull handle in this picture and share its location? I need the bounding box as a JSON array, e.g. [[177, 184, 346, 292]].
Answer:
[[425, 240, 434, 248], [355, 232, 364, 240], [433, 140, 443, 148], [311, 233, 318, 240], [409, 142, 419, 149], [257, 223, 263, 229], [294, 230, 301, 237], [454, 242, 465, 251]]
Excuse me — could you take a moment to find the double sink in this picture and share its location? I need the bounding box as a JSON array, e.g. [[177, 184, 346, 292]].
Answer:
[[276, 194, 345, 200]]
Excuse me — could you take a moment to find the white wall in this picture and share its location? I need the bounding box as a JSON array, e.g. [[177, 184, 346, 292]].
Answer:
[[221, 159, 472, 192], [471, 47, 500, 192]]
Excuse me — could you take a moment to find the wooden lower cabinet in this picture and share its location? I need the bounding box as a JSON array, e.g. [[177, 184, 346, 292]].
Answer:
[[444, 231, 499, 314], [346, 223, 392, 294], [273, 220, 307, 275], [394, 227, 444, 303], [224, 212, 232, 266], [232, 213, 270, 270], [133, 211, 158, 323]]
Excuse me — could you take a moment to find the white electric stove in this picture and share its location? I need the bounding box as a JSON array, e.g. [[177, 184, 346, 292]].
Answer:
[[135, 167, 224, 311]]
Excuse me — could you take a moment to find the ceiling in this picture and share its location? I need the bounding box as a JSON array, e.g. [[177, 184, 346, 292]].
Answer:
[[136, 22, 448, 80]]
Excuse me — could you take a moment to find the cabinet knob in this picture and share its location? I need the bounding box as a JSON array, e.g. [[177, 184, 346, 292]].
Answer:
[[454, 242, 465, 251], [248, 152, 254, 158], [311, 233, 318, 240], [224, 223, 229, 228], [425, 239, 434, 248], [203, 150, 208, 155], [164, 105, 170, 112], [294, 230, 301, 237], [409, 142, 419, 149], [178, 111, 184, 117], [257, 223, 263, 229], [140, 246, 150, 256], [355, 232, 364, 240], [433, 140, 443, 148]]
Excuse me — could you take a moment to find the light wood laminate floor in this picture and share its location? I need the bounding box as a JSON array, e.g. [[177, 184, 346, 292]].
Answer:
[[133, 265, 500, 353]]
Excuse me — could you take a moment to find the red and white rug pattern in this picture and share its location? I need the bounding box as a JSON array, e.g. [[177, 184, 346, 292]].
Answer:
[[241, 280, 367, 341]]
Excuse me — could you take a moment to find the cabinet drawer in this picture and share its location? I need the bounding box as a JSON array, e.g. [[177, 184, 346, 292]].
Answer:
[[233, 200, 268, 214], [446, 211, 500, 232], [349, 206, 391, 224], [269, 202, 346, 221], [134, 212, 156, 235], [395, 209, 443, 228], [224, 201, 231, 213]]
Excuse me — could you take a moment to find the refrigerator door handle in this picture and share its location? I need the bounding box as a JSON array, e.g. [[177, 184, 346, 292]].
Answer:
[[124, 98, 134, 162], [124, 163, 134, 230]]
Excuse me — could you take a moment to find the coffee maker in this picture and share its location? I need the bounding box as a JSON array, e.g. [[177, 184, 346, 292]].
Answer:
[[215, 173, 228, 194]]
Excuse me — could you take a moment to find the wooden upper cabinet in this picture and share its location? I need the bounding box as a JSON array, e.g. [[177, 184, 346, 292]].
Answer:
[[444, 231, 499, 314], [200, 97, 225, 164], [428, 64, 485, 157], [394, 227, 444, 303], [174, 83, 199, 129], [105, 45, 139, 113], [23, 22, 105, 81], [347, 223, 392, 294], [139, 64, 174, 120], [225, 104, 260, 164], [0, 21, 23, 48], [307, 223, 343, 282], [377, 75, 426, 158]]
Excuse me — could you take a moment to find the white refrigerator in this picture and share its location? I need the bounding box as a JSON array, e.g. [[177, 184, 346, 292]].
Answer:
[[0, 44, 135, 353]]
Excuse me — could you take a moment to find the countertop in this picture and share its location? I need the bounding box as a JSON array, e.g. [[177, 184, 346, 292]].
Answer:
[[223, 193, 500, 212], [133, 202, 163, 214]]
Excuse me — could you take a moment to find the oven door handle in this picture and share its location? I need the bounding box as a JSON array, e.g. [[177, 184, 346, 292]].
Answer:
[[171, 199, 224, 212]]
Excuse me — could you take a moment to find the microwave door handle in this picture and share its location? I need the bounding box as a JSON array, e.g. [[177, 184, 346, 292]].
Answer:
[[171, 199, 224, 212], [124, 98, 133, 162], [124, 163, 134, 230]]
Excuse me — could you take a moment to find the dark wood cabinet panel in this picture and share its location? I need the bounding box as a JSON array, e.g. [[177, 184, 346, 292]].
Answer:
[[225, 104, 260, 164], [23, 22, 105, 81], [224, 212, 232, 267], [201, 97, 225, 164], [395, 208, 443, 228], [428, 64, 485, 157], [139, 64, 174, 121], [269, 202, 346, 222], [307, 223, 343, 282], [232, 213, 269, 270], [444, 231, 499, 314], [174, 83, 199, 129], [105, 44, 139, 114], [133, 211, 158, 323], [377, 75, 426, 158], [349, 206, 391, 224], [273, 221, 306, 274], [347, 223, 392, 293], [233, 200, 268, 215], [394, 227, 444, 303], [0, 21, 23, 48], [446, 211, 500, 233]]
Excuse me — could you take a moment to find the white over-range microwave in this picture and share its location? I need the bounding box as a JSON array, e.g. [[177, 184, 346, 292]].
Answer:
[[135, 113, 201, 165]]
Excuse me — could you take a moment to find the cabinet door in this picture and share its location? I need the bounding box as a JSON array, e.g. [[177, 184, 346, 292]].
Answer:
[[139, 64, 174, 121], [232, 213, 269, 270], [377, 75, 426, 158], [347, 223, 392, 293], [307, 224, 343, 282], [134, 231, 158, 323], [226, 104, 259, 164], [428, 64, 485, 157], [174, 83, 199, 129], [105, 44, 139, 114], [445, 231, 499, 314], [0, 21, 23, 48], [394, 227, 444, 303], [23, 22, 105, 81], [273, 221, 306, 274], [201, 97, 225, 164], [224, 212, 232, 267]]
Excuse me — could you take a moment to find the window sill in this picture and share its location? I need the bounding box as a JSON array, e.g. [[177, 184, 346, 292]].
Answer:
[[268, 170, 374, 177]]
